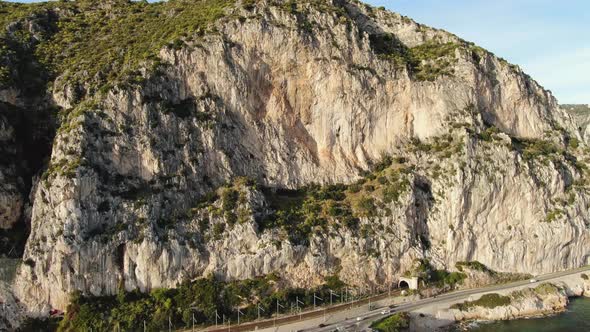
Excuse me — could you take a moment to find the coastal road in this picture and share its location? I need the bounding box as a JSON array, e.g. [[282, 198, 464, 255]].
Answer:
[[305, 265, 590, 332], [186, 266, 590, 332], [183, 291, 401, 332]]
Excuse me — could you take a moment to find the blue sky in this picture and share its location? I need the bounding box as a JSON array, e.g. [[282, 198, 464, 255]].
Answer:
[[10, 0, 589, 104], [368, 0, 589, 104]]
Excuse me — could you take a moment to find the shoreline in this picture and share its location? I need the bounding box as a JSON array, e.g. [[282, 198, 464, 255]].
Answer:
[[409, 271, 590, 331], [450, 305, 569, 331], [450, 294, 590, 331]]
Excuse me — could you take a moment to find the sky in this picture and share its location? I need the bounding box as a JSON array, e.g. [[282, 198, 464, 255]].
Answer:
[[367, 0, 589, 104], [9, 0, 590, 104]]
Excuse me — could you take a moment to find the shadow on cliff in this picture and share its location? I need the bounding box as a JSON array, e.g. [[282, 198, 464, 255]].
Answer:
[[413, 175, 435, 255]]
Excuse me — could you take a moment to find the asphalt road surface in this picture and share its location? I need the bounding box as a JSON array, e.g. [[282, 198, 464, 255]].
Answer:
[[305, 266, 590, 332]]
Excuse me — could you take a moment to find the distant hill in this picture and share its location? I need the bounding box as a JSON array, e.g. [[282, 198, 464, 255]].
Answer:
[[562, 104, 590, 127], [562, 104, 590, 117], [562, 104, 590, 142]]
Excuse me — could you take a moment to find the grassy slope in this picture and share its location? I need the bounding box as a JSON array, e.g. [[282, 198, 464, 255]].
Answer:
[[0, 0, 236, 90]]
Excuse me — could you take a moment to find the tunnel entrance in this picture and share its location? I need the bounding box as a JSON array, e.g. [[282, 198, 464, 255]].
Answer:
[[398, 277, 419, 290]]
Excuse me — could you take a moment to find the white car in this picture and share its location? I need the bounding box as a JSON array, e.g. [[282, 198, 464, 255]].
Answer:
[[356, 317, 364, 321], [380, 309, 391, 315], [529, 278, 538, 283]]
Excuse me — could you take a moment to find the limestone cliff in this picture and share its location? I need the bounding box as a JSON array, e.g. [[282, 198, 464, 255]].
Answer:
[[0, 0, 588, 319], [563, 104, 590, 143]]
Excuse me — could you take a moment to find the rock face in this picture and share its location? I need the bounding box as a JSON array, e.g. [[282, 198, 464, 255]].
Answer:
[[563, 104, 590, 143], [0, 280, 25, 330], [1, 0, 589, 318], [449, 283, 570, 322], [0, 109, 23, 229]]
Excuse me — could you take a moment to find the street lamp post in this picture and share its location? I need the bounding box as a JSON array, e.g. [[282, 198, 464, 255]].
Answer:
[[313, 293, 323, 311], [275, 300, 285, 326], [257, 303, 265, 320], [237, 308, 244, 325], [295, 297, 304, 320], [329, 289, 340, 306]]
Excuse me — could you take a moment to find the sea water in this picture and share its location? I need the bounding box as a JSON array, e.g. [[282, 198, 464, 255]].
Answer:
[[467, 296, 590, 332]]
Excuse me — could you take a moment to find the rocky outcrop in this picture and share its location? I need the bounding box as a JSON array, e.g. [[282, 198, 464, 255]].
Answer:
[[1, 0, 588, 318], [0, 280, 25, 331], [0, 10, 56, 234], [450, 284, 569, 322]]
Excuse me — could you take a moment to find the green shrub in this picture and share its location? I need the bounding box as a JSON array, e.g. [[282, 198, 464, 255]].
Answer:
[[430, 270, 466, 287], [568, 137, 580, 150], [354, 196, 376, 217], [224, 211, 237, 226], [369, 33, 411, 67], [370, 312, 410, 332], [371, 35, 459, 81], [324, 275, 345, 290], [382, 183, 403, 203], [21, 317, 61, 331], [212, 223, 225, 238], [57, 273, 350, 331], [450, 293, 511, 311], [511, 138, 563, 161], [544, 209, 564, 223], [221, 188, 239, 212], [581, 273, 589, 280], [534, 283, 559, 296], [410, 138, 432, 152], [348, 183, 362, 193], [478, 126, 500, 142], [372, 155, 394, 172], [455, 261, 491, 273]]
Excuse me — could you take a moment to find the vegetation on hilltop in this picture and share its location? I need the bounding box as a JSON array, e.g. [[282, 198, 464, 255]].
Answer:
[[368, 32, 459, 81], [0, 0, 495, 93], [0, 0, 237, 91]]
